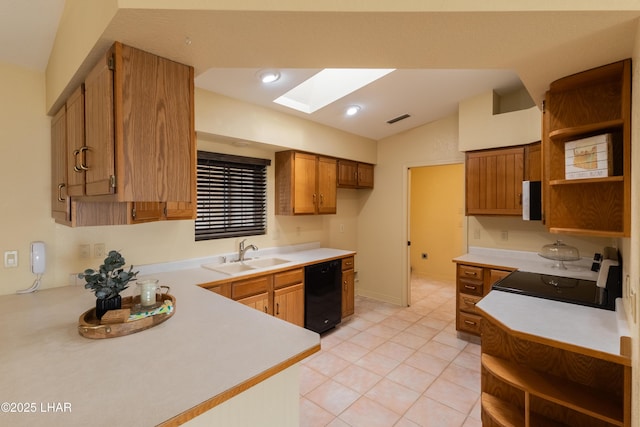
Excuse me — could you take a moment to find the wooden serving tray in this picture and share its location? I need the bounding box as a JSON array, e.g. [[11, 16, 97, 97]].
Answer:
[[78, 293, 175, 339]]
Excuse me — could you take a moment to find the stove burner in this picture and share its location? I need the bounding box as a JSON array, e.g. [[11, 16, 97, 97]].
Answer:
[[492, 271, 610, 310]]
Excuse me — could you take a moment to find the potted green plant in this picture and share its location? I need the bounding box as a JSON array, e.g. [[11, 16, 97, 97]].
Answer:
[[79, 250, 138, 320]]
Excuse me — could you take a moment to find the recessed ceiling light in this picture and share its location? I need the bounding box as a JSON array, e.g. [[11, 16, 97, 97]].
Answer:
[[259, 71, 280, 84], [346, 105, 361, 116]]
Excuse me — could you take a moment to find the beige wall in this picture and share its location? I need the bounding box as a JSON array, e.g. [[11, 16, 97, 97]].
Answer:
[[458, 90, 541, 152], [358, 114, 464, 305], [410, 164, 465, 282]]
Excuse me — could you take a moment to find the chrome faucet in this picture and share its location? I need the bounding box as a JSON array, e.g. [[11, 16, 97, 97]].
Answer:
[[238, 239, 258, 261]]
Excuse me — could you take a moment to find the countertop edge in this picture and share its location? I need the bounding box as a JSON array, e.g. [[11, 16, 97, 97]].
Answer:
[[158, 343, 321, 426]]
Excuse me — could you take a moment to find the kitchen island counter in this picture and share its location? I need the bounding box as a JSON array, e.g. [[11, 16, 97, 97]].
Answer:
[[476, 290, 630, 365], [0, 245, 352, 426]]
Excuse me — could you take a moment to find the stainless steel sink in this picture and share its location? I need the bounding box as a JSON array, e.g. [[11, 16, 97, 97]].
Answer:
[[245, 257, 290, 268]]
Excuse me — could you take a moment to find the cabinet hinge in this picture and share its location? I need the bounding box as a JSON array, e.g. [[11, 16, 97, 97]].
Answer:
[[109, 175, 116, 189], [107, 56, 115, 71]]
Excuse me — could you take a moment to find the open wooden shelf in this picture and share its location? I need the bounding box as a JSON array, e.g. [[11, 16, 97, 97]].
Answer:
[[481, 393, 566, 427], [543, 59, 630, 237], [548, 119, 624, 141], [482, 354, 624, 426], [549, 176, 623, 186]]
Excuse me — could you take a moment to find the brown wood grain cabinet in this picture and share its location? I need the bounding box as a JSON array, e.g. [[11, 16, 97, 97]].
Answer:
[[337, 160, 374, 189], [455, 262, 513, 336], [341, 256, 355, 318], [465, 142, 540, 216], [543, 59, 631, 237], [466, 146, 524, 216], [275, 151, 337, 215], [50, 41, 196, 226], [51, 105, 69, 224]]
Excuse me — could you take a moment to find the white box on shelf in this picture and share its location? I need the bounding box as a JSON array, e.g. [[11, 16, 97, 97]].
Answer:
[[564, 133, 612, 180]]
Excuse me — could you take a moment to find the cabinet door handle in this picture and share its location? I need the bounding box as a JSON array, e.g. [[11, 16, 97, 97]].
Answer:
[[73, 146, 89, 171], [464, 271, 478, 277], [312, 193, 317, 206], [320, 194, 324, 205], [464, 319, 477, 326], [264, 306, 268, 313], [57, 183, 66, 202], [462, 298, 476, 306], [73, 149, 82, 172], [276, 303, 280, 315], [464, 285, 477, 290]]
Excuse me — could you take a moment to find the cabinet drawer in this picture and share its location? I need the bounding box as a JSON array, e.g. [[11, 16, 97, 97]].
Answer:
[[458, 264, 483, 281], [458, 312, 482, 335], [458, 293, 482, 315], [342, 256, 355, 271], [274, 268, 303, 289], [232, 276, 270, 300], [458, 278, 483, 296]]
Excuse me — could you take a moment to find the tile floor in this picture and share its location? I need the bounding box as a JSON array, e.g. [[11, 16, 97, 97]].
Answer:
[[299, 275, 482, 427]]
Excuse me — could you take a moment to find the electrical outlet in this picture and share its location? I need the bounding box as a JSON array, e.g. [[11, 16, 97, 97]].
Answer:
[[501, 230, 509, 241], [4, 250, 18, 268], [339, 224, 345, 233], [79, 244, 90, 259], [94, 243, 105, 258]]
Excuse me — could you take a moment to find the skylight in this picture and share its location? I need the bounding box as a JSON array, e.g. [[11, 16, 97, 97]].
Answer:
[[273, 68, 395, 114]]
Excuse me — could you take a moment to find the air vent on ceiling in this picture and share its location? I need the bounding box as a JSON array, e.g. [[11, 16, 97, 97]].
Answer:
[[386, 113, 411, 124]]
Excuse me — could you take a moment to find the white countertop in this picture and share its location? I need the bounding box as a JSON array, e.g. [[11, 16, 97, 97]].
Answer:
[[457, 247, 630, 363], [0, 244, 353, 427], [476, 291, 629, 363], [453, 246, 598, 281]]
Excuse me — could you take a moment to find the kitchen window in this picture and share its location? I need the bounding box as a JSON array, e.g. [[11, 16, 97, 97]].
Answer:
[[195, 151, 270, 241]]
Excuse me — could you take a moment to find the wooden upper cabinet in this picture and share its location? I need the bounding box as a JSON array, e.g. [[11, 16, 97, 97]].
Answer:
[[83, 49, 115, 197], [465, 146, 525, 216], [317, 156, 337, 214], [337, 160, 374, 189], [64, 86, 87, 198], [275, 151, 337, 215], [543, 59, 631, 237], [81, 42, 195, 202], [51, 105, 70, 224], [50, 42, 196, 226], [116, 43, 194, 202]]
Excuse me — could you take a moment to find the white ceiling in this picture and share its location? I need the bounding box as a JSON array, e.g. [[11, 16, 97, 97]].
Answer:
[[0, 0, 524, 141]]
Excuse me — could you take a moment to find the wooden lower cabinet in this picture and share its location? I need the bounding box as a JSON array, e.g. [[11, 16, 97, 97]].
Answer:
[[341, 257, 355, 317], [238, 292, 269, 314], [274, 284, 304, 327], [455, 262, 513, 336], [200, 256, 355, 327], [480, 315, 631, 427]]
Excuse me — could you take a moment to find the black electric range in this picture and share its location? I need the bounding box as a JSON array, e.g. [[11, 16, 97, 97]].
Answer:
[[492, 270, 619, 311]]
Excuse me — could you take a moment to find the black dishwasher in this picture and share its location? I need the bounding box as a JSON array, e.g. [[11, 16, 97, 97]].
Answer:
[[304, 260, 342, 333]]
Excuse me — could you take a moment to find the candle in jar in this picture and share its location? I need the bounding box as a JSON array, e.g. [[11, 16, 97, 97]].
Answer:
[[137, 280, 159, 307]]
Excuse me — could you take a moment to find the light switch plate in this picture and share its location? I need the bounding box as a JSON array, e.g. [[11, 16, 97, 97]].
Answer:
[[4, 250, 18, 268]]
